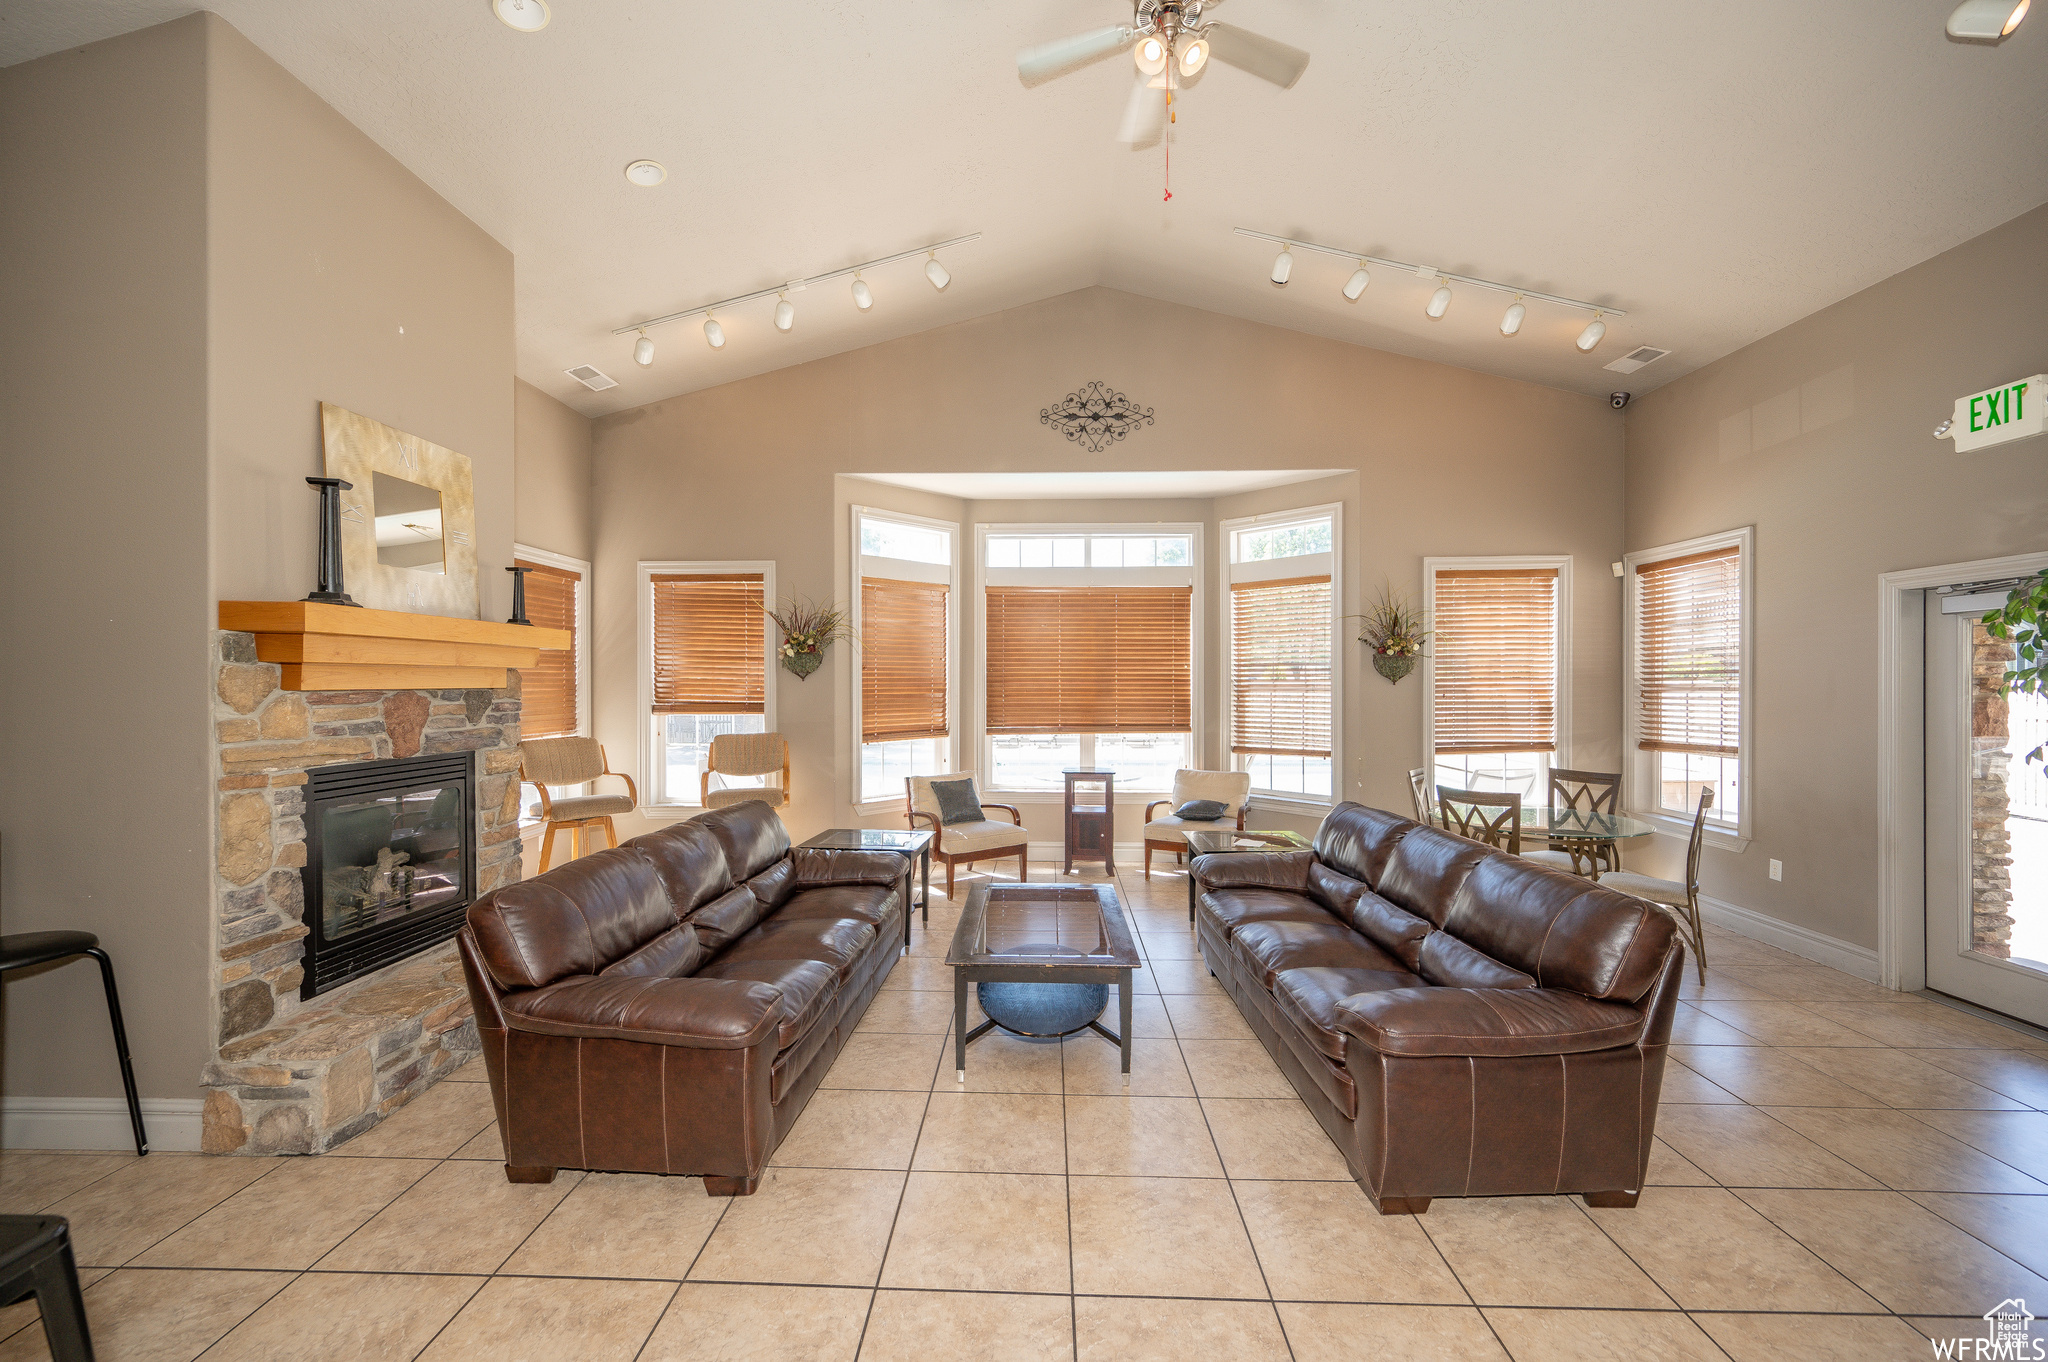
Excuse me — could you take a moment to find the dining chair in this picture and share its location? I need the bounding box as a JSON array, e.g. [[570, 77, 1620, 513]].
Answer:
[[1406, 768, 1435, 826], [1436, 786, 1522, 854], [0, 933, 147, 1156], [702, 733, 791, 810], [520, 736, 639, 872], [1599, 789, 1714, 984], [1545, 768, 1625, 877]]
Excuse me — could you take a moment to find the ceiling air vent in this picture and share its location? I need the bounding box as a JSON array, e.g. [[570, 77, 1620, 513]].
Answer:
[[566, 365, 618, 391], [1603, 346, 1670, 375]]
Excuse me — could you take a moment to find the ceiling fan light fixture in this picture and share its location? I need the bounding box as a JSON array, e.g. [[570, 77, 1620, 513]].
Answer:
[[703, 314, 725, 349], [1342, 265, 1370, 300], [1947, 0, 2029, 38], [1270, 247, 1293, 285], [633, 330, 654, 366], [773, 293, 795, 332], [851, 273, 873, 310], [1576, 311, 1607, 351], [1175, 33, 1210, 77], [1426, 281, 1453, 319], [1500, 297, 1526, 337], [924, 253, 951, 291], [491, 0, 550, 33], [1134, 34, 1169, 75]]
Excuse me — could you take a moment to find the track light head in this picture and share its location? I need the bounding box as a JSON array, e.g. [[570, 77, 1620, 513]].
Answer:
[[1500, 297, 1526, 337], [703, 314, 725, 349], [1948, 0, 2029, 38], [774, 293, 795, 332], [1271, 247, 1293, 285], [924, 253, 951, 291], [633, 331, 654, 366], [1342, 265, 1370, 301], [1576, 311, 1607, 352], [1134, 33, 1169, 75], [1426, 281, 1453, 319], [851, 273, 873, 310]]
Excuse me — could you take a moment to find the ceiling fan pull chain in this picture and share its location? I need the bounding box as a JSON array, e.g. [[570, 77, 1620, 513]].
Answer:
[[1162, 83, 1174, 202]]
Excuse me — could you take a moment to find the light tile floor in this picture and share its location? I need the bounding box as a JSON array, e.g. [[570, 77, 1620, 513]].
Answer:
[[5, 865, 2048, 1359]]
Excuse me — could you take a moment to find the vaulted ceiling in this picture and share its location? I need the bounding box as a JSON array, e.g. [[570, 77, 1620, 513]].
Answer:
[[7, 1, 2045, 417]]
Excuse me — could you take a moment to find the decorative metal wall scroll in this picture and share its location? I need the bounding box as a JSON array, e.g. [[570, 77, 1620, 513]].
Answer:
[[1040, 381, 1155, 454]]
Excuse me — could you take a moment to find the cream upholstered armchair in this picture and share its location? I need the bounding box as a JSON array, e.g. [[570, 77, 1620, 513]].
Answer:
[[702, 732, 790, 809], [1142, 769, 1252, 875], [906, 774, 1027, 900], [519, 736, 638, 872]]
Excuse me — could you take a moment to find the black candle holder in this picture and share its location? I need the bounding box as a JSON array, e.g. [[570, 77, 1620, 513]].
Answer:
[[303, 477, 362, 607], [506, 564, 533, 625]]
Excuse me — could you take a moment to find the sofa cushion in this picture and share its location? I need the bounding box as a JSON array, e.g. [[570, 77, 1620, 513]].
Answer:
[[623, 819, 734, 913], [1273, 965, 1425, 1061], [1376, 825, 1489, 927], [467, 846, 678, 991], [1418, 931, 1538, 990], [745, 859, 796, 913], [686, 884, 773, 956], [1232, 920, 1407, 989], [599, 924, 706, 980], [713, 916, 877, 979], [499, 974, 784, 1048], [1312, 802, 1415, 886], [693, 958, 841, 1050], [694, 801, 792, 880], [1200, 887, 1339, 936], [1441, 854, 1676, 1002], [776, 883, 900, 928], [1336, 986, 1649, 1058], [1343, 891, 1433, 971]]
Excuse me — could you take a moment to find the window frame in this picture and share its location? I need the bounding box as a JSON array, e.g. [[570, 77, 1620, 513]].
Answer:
[[1623, 526, 1754, 850], [1222, 503, 1344, 812], [973, 520, 1205, 798], [1421, 555, 1573, 804], [851, 505, 958, 813], [637, 558, 778, 809], [511, 542, 591, 740]]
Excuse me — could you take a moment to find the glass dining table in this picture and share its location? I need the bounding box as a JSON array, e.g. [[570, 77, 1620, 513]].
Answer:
[[1442, 802, 1660, 879]]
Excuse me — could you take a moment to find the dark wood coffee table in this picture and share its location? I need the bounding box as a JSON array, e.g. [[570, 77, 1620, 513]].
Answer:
[[947, 882, 1141, 1084]]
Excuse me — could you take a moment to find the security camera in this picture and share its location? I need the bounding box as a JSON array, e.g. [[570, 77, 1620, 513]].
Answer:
[[1610, 391, 1632, 410]]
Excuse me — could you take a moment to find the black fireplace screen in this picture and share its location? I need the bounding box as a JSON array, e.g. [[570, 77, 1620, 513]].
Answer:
[[301, 752, 476, 998]]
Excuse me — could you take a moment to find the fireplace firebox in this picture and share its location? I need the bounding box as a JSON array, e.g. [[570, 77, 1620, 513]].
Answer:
[[301, 752, 477, 998]]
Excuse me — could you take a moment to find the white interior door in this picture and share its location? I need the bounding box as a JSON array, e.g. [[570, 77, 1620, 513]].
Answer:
[[1925, 592, 2048, 1027]]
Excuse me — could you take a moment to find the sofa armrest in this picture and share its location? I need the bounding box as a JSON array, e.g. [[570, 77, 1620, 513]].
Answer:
[[790, 847, 907, 888], [1335, 986, 1646, 1058], [1192, 848, 1314, 893], [502, 975, 784, 1049]]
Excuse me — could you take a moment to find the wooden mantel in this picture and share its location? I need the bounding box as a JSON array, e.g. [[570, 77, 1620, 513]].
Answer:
[[219, 601, 572, 692]]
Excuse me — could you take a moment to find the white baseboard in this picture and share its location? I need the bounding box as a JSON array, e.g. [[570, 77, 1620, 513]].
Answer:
[[1024, 841, 1149, 862], [3, 1097, 203, 1153], [1697, 895, 1883, 982]]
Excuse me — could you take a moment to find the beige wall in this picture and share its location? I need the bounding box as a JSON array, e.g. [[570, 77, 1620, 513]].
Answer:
[[1624, 202, 2048, 949], [594, 287, 1626, 847], [515, 379, 595, 562]]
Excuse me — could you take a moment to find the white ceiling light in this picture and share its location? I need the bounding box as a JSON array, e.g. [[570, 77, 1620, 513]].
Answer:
[[491, 0, 550, 33], [632, 330, 654, 366], [1133, 34, 1168, 75], [703, 313, 725, 349], [773, 293, 795, 331], [1426, 280, 1453, 319], [1175, 33, 1210, 78], [1500, 297, 1526, 337], [851, 273, 874, 310], [624, 160, 666, 187], [1576, 311, 1607, 351], [924, 252, 951, 290], [1948, 0, 2030, 38], [1342, 264, 1370, 300], [1270, 247, 1293, 284]]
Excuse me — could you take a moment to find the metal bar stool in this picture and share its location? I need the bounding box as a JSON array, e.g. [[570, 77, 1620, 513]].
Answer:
[[0, 1216, 95, 1361], [0, 933, 147, 1156]]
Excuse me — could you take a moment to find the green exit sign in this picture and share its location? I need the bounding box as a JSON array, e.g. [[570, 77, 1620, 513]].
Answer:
[[1943, 374, 2045, 453]]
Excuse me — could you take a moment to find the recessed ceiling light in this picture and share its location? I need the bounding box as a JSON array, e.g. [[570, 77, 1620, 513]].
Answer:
[[624, 160, 667, 187], [492, 0, 550, 33]]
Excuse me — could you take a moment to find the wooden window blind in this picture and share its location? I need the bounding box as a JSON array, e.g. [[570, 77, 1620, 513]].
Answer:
[[862, 577, 949, 743], [985, 586, 1192, 734], [1636, 545, 1742, 756], [1229, 575, 1332, 758], [1431, 568, 1558, 755], [651, 573, 766, 714], [514, 560, 580, 738]]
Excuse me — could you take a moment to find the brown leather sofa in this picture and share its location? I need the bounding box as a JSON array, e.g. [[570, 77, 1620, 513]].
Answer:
[[1193, 802, 1684, 1215], [454, 801, 904, 1195]]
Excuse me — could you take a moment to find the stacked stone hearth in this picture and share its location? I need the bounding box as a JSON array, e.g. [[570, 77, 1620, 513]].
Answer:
[[202, 631, 523, 1154], [1972, 621, 2016, 958]]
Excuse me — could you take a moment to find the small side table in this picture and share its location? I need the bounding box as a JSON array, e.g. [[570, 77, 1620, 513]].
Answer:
[[797, 828, 935, 947], [0, 1216, 93, 1362], [1062, 768, 1116, 875]]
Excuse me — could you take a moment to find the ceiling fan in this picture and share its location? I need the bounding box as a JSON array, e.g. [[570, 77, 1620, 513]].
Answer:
[[1018, 1, 1310, 143]]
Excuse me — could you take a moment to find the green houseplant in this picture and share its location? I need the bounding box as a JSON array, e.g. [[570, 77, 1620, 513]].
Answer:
[[1354, 585, 1429, 684], [1984, 567, 2048, 765], [764, 596, 856, 680]]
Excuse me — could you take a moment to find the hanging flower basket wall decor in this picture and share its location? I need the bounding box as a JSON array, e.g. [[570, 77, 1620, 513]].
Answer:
[[765, 596, 856, 682], [1351, 584, 1429, 686], [1373, 652, 1417, 683]]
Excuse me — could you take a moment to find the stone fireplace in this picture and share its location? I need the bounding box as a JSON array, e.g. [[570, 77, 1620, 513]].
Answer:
[[202, 630, 524, 1154]]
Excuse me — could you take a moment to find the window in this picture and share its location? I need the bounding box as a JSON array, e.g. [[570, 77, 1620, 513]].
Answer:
[[1225, 509, 1340, 802], [979, 524, 1200, 791], [1425, 561, 1568, 803], [1627, 530, 1750, 837], [511, 548, 588, 740], [856, 509, 955, 803], [640, 562, 775, 806]]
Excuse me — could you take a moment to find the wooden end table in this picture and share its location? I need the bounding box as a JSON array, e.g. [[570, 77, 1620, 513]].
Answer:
[[1062, 767, 1116, 874]]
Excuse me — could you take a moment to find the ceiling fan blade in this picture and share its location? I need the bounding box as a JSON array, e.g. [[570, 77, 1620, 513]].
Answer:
[[1203, 22, 1310, 88], [1116, 75, 1168, 144], [1017, 25, 1132, 85]]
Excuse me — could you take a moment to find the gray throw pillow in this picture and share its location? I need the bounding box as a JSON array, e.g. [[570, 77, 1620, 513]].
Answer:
[[930, 777, 984, 826], [1173, 798, 1229, 822]]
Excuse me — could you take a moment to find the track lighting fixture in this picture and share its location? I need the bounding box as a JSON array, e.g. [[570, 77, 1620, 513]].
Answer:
[[633, 330, 654, 366], [852, 273, 874, 310], [1271, 247, 1293, 285], [1948, 0, 2029, 38], [1134, 33, 1169, 75], [1576, 311, 1607, 351], [774, 293, 795, 332], [1500, 296, 1526, 337], [1426, 280, 1453, 319], [924, 252, 951, 291], [703, 314, 725, 349], [1175, 33, 1210, 77], [1342, 264, 1370, 301]]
